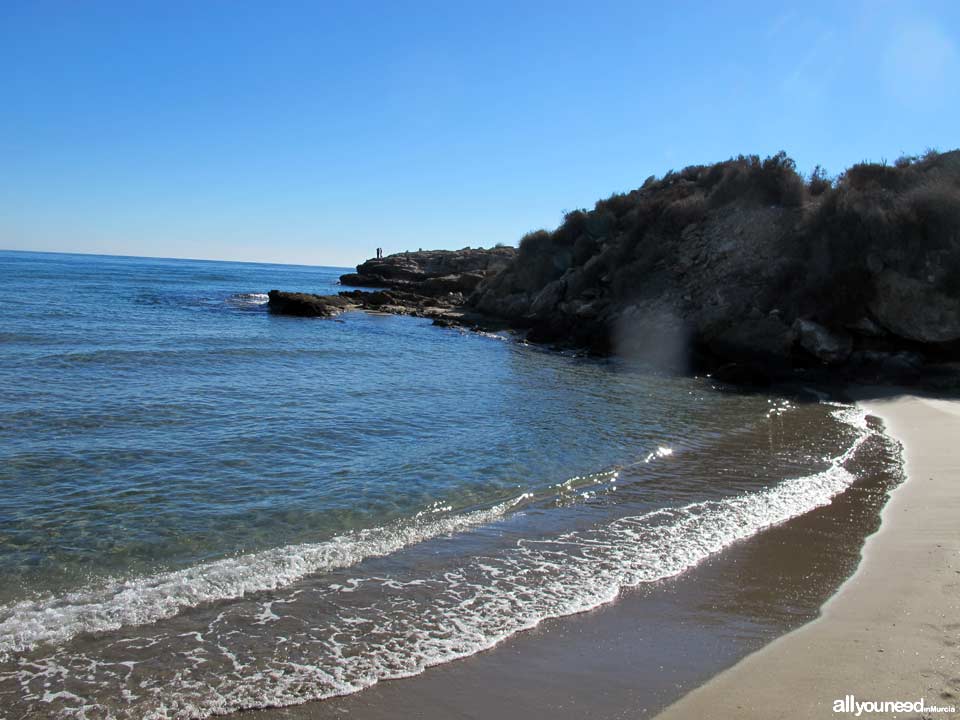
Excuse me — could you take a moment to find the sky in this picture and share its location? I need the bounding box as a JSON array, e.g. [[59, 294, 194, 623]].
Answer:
[[1, 1, 958, 267]]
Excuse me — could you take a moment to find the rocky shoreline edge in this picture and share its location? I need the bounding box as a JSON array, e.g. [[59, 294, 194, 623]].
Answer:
[[267, 246, 514, 330], [268, 150, 960, 390]]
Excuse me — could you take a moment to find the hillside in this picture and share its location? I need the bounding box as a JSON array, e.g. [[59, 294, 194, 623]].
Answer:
[[469, 150, 960, 384]]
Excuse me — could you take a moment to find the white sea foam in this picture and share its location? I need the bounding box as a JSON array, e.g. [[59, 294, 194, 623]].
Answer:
[[238, 408, 873, 704], [0, 495, 529, 658], [228, 293, 270, 306]]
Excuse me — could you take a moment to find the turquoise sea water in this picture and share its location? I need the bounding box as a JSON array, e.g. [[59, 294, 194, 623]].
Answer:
[[0, 250, 895, 718]]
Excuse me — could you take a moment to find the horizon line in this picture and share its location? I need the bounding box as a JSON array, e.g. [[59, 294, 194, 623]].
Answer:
[[0, 247, 359, 270]]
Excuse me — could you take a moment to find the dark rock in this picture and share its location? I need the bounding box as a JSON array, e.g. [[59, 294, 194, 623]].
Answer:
[[702, 312, 797, 368], [869, 270, 960, 343], [358, 291, 394, 307], [794, 319, 853, 365], [848, 350, 925, 382], [846, 316, 885, 337], [459, 149, 960, 384], [267, 290, 352, 317], [340, 247, 516, 297], [711, 362, 773, 387], [270, 150, 960, 387], [339, 273, 389, 288], [528, 277, 566, 317], [421, 272, 485, 295], [312, 248, 521, 326]]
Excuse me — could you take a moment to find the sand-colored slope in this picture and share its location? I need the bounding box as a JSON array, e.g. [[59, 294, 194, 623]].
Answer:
[[656, 393, 960, 719]]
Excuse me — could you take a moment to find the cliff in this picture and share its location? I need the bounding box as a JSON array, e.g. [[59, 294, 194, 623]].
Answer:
[[268, 150, 960, 387], [468, 150, 960, 384]]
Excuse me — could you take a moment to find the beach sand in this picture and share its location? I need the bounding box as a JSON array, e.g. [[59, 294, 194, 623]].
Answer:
[[655, 392, 960, 719]]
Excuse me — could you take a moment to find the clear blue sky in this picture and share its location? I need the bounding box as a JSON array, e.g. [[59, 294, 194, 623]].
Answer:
[[2, 1, 957, 267]]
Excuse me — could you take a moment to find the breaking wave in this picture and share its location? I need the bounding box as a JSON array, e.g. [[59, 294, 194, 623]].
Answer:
[[0, 495, 530, 658], [0, 406, 892, 720]]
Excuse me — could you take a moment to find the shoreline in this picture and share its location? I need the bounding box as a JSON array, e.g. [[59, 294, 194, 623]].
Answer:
[[655, 390, 960, 719], [234, 395, 906, 720]]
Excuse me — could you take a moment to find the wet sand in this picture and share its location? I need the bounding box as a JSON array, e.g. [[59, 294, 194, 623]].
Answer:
[[237, 410, 902, 720], [656, 392, 960, 719]]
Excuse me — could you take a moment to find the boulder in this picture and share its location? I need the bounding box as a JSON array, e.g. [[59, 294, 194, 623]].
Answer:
[[528, 278, 566, 317], [267, 290, 352, 317], [711, 362, 773, 387], [869, 270, 960, 343], [339, 273, 389, 288], [794, 319, 853, 365], [701, 311, 796, 367]]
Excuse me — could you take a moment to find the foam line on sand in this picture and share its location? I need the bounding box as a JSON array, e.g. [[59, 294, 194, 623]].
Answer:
[[655, 392, 960, 719]]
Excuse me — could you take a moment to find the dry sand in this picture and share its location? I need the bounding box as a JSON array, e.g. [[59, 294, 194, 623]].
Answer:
[[656, 392, 960, 719]]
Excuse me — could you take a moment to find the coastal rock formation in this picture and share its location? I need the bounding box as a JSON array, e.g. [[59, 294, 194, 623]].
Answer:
[[794, 319, 852, 366], [267, 290, 352, 317], [268, 150, 960, 386], [340, 247, 516, 297], [267, 253, 506, 324], [467, 150, 960, 383], [267, 246, 516, 324]]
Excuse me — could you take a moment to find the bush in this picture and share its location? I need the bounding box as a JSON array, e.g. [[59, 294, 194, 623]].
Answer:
[[595, 192, 637, 218], [553, 210, 588, 247], [808, 165, 831, 196], [795, 150, 960, 322], [706, 152, 806, 208], [496, 148, 959, 317], [518, 229, 552, 258], [515, 229, 567, 290], [662, 194, 707, 232], [759, 151, 806, 206], [841, 162, 909, 192]]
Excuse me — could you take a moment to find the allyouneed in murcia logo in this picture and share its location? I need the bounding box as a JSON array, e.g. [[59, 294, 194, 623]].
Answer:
[[833, 695, 957, 716]]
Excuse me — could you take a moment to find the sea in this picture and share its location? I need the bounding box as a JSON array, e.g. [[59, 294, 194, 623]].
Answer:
[[0, 250, 903, 718]]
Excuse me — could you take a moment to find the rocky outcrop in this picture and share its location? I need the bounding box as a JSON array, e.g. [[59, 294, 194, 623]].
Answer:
[[267, 290, 352, 317], [340, 247, 516, 298], [467, 150, 960, 385], [794, 319, 853, 365], [267, 287, 471, 324], [869, 270, 960, 343], [268, 151, 960, 388], [269, 248, 516, 322]]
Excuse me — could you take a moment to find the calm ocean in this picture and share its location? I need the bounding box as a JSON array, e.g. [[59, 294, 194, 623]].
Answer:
[[0, 250, 899, 718]]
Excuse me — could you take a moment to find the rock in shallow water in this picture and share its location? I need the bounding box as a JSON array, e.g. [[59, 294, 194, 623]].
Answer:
[[267, 290, 352, 317]]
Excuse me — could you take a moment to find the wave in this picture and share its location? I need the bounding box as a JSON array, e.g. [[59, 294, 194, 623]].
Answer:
[[0, 494, 530, 659], [0, 405, 890, 720], [221, 406, 876, 709], [227, 292, 269, 307], [174, 407, 876, 718]]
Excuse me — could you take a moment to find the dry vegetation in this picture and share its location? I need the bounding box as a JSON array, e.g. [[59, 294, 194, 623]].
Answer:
[[512, 149, 959, 303]]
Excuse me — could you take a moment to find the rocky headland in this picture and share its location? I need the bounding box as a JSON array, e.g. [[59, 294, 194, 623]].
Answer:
[[267, 246, 516, 324], [269, 149, 960, 387]]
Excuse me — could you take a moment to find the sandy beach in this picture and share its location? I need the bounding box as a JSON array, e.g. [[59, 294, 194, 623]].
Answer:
[[656, 392, 960, 719]]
